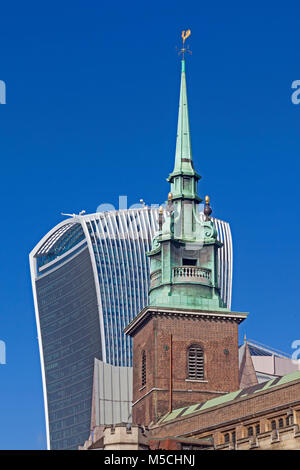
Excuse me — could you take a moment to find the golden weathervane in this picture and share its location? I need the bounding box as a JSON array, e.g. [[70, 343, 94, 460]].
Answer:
[[182, 29, 191, 45], [178, 29, 192, 59]]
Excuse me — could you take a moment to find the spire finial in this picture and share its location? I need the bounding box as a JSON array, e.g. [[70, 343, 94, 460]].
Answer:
[[158, 206, 164, 231], [204, 195, 212, 221], [178, 29, 192, 60], [167, 192, 175, 216]]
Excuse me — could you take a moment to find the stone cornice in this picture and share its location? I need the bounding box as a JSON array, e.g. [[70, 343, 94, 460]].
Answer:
[[124, 306, 248, 337]]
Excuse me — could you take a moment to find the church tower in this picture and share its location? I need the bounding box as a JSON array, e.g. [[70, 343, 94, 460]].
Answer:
[[125, 36, 248, 426]]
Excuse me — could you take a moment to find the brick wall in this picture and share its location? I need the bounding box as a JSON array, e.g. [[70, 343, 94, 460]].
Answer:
[[131, 312, 240, 425]]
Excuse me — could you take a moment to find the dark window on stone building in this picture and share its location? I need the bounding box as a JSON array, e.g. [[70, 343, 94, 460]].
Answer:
[[278, 418, 284, 428], [188, 344, 204, 380], [141, 351, 146, 387], [182, 258, 197, 266], [271, 420, 276, 430], [247, 426, 253, 437], [286, 413, 294, 426], [255, 424, 260, 435], [224, 433, 230, 443]]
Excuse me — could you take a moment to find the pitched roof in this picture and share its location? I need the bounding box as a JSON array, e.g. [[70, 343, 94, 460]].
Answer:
[[158, 369, 300, 424], [239, 342, 258, 389]]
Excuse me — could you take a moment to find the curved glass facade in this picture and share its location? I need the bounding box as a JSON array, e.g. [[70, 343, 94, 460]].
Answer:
[[30, 207, 233, 449], [34, 244, 102, 449]]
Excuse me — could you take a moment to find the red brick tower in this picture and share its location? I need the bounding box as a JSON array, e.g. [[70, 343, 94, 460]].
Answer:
[[125, 308, 246, 426]]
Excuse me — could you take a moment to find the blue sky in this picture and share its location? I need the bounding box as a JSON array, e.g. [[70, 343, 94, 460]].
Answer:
[[0, 0, 300, 449]]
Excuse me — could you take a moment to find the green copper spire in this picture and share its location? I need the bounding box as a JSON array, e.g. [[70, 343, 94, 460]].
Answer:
[[168, 59, 201, 201], [147, 49, 231, 313], [125, 33, 248, 359], [174, 60, 194, 175]]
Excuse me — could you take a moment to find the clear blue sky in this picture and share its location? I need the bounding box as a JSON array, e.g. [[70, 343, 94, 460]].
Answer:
[[0, 0, 300, 450]]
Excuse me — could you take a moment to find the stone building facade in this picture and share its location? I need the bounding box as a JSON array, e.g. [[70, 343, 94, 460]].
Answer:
[[149, 371, 300, 450], [80, 371, 300, 450]]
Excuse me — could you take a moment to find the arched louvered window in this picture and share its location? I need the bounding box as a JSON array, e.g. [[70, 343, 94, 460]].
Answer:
[[188, 344, 204, 380], [141, 351, 146, 387]]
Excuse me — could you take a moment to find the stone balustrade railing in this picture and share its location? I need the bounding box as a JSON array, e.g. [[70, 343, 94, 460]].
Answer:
[[173, 266, 211, 284]]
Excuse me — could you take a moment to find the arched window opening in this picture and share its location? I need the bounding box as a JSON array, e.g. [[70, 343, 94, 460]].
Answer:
[[248, 426, 253, 437], [188, 344, 204, 380]]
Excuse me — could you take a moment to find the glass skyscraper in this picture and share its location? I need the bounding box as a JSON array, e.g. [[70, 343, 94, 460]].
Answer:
[[30, 207, 233, 449]]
